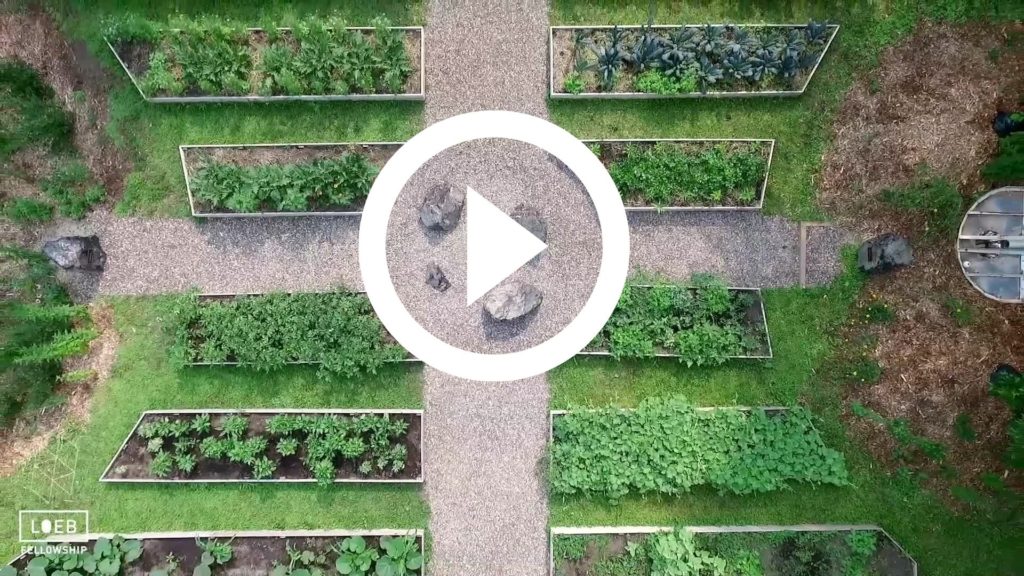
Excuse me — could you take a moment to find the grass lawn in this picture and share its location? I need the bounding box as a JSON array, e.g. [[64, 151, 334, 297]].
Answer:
[[49, 0, 426, 217], [549, 0, 1024, 220], [0, 298, 428, 562]]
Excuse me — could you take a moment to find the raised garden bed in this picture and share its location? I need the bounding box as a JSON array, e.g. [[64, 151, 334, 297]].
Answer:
[[101, 409, 423, 484], [170, 292, 412, 377], [105, 17, 424, 103], [180, 142, 402, 217], [586, 138, 774, 210], [548, 397, 848, 500], [5, 530, 425, 576], [581, 279, 772, 364], [550, 23, 839, 99], [550, 525, 917, 576]]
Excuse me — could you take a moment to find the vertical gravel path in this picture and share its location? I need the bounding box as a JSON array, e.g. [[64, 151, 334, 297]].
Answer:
[[418, 1, 553, 575]]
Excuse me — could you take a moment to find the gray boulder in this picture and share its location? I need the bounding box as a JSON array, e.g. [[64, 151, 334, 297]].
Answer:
[[43, 235, 106, 271], [483, 281, 542, 321], [426, 263, 450, 292], [858, 233, 913, 273], [512, 204, 547, 243], [420, 184, 465, 231]]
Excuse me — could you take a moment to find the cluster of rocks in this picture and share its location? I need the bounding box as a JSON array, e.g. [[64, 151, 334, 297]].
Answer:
[[43, 235, 106, 271], [418, 184, 545, 322]]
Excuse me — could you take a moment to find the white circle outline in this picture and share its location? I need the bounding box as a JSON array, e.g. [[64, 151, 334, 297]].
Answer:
[[358, 111, 629, 382]]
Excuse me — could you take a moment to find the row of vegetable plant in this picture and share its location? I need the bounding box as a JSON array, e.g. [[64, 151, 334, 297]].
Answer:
[[101, 410, 422, 484], [549, 397, 848, 500], [550, 526, 916, 576], [169, 292, 407, 379], [105, 15, 422, 101], [590, 139, 772, 209], [182, 144, 396, 216], [5, 531, 424, 576], [552, 22, 838, 97], [586, 276, 771, 366]]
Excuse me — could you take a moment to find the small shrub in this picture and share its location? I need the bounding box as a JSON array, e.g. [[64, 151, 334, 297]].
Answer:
[[880, 176, 965, 238], [563, 71, 584, 94], [635, 69, 697, 94]]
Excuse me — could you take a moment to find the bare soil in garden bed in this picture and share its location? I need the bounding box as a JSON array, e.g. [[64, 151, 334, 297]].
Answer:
[[553, 530, 914, 576], [551, 26, 835, 96], [819, 22, 1024, 494], [183, 143, 400, 214], [591, 140, 770, 208], [115, 27, 422, 98], [103, 411, 422, 481]]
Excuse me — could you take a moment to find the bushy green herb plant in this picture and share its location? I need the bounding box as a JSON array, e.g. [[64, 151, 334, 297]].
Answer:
[[563, 71, 585, 94], [591, 275, 766, 366], [550, 397, 849, 500], [169, 292, 406, 377], [190, 153, 379, 213], [194, 538, 233, 576], [634, 68, 697, 94], [333, 536, 379, 576], [375, 536, 423, 576], [608, 142, 767, 207], [649, 529, 727, 576]]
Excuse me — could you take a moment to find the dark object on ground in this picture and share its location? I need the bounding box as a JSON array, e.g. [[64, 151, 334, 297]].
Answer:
[[420, 183, 465, 231], [483, 281, 542, 321], [857, 234, 913, 273], [511, 204, 547, 243], [993, 112, 1023, 137], [43, 235, 106, 270], [426, 263, 450, 292]]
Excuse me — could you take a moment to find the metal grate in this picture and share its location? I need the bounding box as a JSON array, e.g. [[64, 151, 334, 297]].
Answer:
[[958, 186, 1024, 303]]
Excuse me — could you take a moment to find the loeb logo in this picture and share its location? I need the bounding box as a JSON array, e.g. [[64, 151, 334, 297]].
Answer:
[[18, 510, 89, 543]]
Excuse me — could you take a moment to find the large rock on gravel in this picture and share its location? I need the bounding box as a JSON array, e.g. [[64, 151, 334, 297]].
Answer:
[[483, 281, 542, 321], [420, 184, 465, 231], [857, 233, 912, 273], [426, 263, 450, 292], [43, 235, 106, 271], [511, 204, 547, 243]]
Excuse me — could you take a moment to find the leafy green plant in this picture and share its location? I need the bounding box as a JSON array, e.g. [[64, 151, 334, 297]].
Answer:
[[194, 538, 233, 576], [190, 152, 379, 213], [649, 530, 727, 576], [607, 142, 767, 207], [271, 542, 328, 576], [277, 436, 299, 457], [983, 133, 1024, 183], [150, 450, 174, 477], [333, 536, 379, 576], [549, 397, 849, 500], [563, 71, 585, 94], [591, 275, 766, 366], [553, 535, 588, 562], [169, 292, 406, 378], [375, 536, 423, 576], [634, 69, 697, 94]]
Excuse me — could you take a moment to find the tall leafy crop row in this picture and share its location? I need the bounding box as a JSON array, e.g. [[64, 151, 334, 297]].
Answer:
[[131, 412, 412, 484], [561, 22, 833, 94], [549, 397, 850, 500], [106, 15, 413, 97], [169, 292, 406, 377], [190, 153, 378, 213], [591, 275, 766, 366], [606, 142, 768, 207]]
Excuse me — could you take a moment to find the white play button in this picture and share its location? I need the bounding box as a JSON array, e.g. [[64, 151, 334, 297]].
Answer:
[[465, 186, 548, 305]]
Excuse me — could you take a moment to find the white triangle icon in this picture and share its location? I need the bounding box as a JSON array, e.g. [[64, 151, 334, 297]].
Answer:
[[465, 186, 548, 305]]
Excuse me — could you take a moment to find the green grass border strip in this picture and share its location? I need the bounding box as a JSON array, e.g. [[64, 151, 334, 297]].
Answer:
[[578, 286, 773, 360], [7, 529, 426, 574], [549, 24, 839, 100], [548, 525, 917, 576], [106, 26, 426, 103], [184, 292, 419, 367], [956, 186, 1024, 304], [180, 142, 404, 218], [100, 408, 425, 484], [583, 138, 775, 211]]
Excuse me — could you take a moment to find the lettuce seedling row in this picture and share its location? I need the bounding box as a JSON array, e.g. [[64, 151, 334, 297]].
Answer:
[[180, 142, 402, 217], [579, 285, 773, 360], [549, 525, 917, 576], [584, 138, 774, 210], [6, 529, 426, 576], [100, 409, 424, 484], [550, 24, 840, 99], [107, 26, 425, 103]]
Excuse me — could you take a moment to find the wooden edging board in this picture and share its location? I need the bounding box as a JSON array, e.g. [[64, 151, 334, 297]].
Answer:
[[99, 408, 425, 484]]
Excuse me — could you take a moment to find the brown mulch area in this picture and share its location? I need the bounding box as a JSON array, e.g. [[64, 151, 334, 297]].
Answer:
[[0, 5, 131, 197], [819, 22, 1024, 494]]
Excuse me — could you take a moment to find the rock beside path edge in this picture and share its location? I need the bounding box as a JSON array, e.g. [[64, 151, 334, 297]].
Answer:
[[483, 281, 542, 321], [43, 235, 106, 271], [420, 184, 465, 232]]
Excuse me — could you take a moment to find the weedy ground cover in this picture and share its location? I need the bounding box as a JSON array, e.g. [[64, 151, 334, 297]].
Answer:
[[105, 15, 417, 98], [104, 411, 421, 483], [551, 528, 914, 576], [588, 276, 769, 366], [553, 22, 836, 96], [591, 140, 770, 208], [549, 397, 848, 500], [170, 292, 407, 379], [4, 533, 424, 576]]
